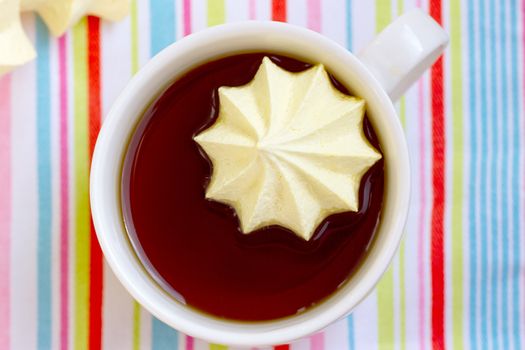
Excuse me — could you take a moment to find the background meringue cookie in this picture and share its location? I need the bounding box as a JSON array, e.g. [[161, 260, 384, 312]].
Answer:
[[0, 0, 36, 76], [195, 57, 382, 240], [21, 0, 129, 36], [0, 0, 128, 76]]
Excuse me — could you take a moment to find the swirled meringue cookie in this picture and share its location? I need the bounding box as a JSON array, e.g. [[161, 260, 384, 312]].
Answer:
[[1, 0, 128, 76], [194, 57, 382, 241], [0, 0, 36, 75]]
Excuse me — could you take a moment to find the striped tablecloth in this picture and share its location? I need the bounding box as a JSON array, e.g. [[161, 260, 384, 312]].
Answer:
[[0, 0, 524, 349]]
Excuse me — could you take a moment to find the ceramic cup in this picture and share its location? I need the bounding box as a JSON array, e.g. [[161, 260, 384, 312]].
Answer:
[[90, 9, 448, 346]]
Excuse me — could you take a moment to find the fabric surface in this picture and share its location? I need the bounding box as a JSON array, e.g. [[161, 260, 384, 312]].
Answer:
[[0, 0, 524, 349]]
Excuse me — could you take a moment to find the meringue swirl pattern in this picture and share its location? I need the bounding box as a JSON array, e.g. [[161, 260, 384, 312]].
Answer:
[[194, 57, 382, 240]]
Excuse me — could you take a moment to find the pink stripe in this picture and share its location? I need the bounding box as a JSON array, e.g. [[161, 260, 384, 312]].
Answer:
[[183, 0, 192, 36], [310, 332, 324, 350], [417, 78, 427, 350], [307, 0, 321, 32], [58, 35, 70, 350], [0, 75, 11, 350], [185, 335, 194, 350], [249, 0, 257, 20]]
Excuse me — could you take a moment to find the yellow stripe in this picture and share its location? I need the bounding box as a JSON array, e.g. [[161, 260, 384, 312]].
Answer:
[[207, 0, 225, 27], [131, 0, 139, 74], [397, 3, 407, 350], [209, 345, 228, 350], [73, 18, 90, 350], [130, 1, 142, 349], [450, 0, 464, 348], [132, 303, 141, 350], [376, 267, 395, 350], [397, 0, 403, 17], [375, 1, 394, 349], [375, 0, 392, 32]]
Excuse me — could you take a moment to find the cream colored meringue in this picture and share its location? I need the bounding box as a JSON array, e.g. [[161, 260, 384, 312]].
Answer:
[[0, 0, 36, 76], [21, 0, 128, 36], [194, 57, 382, 240], [1, 0, 128, 76]]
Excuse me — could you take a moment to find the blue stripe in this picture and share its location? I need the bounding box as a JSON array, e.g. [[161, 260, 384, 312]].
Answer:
[[152, 319, 179, 350], [149, 1, 179, 347], [347, 315, 355, 350], [345, 5, 355, 348], [498, 1, 510, 349], [345, 4, 356, 348], [35, 17, 52, 350], [467, 0, 479, 348], [488, 0, 499, 347], [149, 0, 176, 56], [509, 0, 521, 349], [479, 0, 490, 348], [346, 0, 352, 51]]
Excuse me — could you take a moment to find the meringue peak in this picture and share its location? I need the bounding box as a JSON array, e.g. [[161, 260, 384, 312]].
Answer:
[[194, 57, 381, 240], [1, 0, 128, 76]]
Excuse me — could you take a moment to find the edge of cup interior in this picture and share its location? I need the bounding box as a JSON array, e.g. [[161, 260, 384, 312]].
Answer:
[[90, 21, 411, 347]]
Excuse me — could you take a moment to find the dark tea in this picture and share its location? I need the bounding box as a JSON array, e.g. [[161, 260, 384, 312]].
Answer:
[[122, 53, 384, 321]]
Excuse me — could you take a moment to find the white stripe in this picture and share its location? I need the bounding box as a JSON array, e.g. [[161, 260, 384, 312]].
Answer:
[[193, 337, 211, 350], [137, 0, 151, 68], [100, 15, 137, 350], [176, 0, 184, 39], [10, 13, 38, 350], [353, 292, 378, 350], [191, 0, 207, 32], [255, 0, 271, 21], [321, 0, 347, 47], [101, 17, 132, 119], [392, 241, 401, 350], [139, 307, 153, 350], [226, 0, 249, 22], [402, 80, 423, 348], [287, 0, 307, 27], [229, 345, 258, 350], [350, 1, 375, 52], [102, 263, 135, 349], [470, 2, 483, 347], [177, 327, 186, 349], [352, 5, 379, 349], [399, 5, 424, 344], [49, 33, 61, 350], [324, 318, 349, 350], [422, 68, 433, 350], [289, 336, 310, 350]]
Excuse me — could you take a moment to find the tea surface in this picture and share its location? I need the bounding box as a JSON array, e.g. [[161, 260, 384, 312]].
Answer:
[[123, 53, 384, 321]]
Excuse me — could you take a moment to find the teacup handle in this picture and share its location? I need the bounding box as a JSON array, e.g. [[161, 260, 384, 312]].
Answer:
[[358, 9, 449, 101]]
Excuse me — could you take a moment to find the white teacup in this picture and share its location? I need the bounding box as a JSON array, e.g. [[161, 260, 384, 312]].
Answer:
[[90, 9, 447, 346]]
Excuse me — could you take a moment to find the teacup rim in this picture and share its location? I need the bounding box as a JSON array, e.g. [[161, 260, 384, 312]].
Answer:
[[90, 20, 410, 346]]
